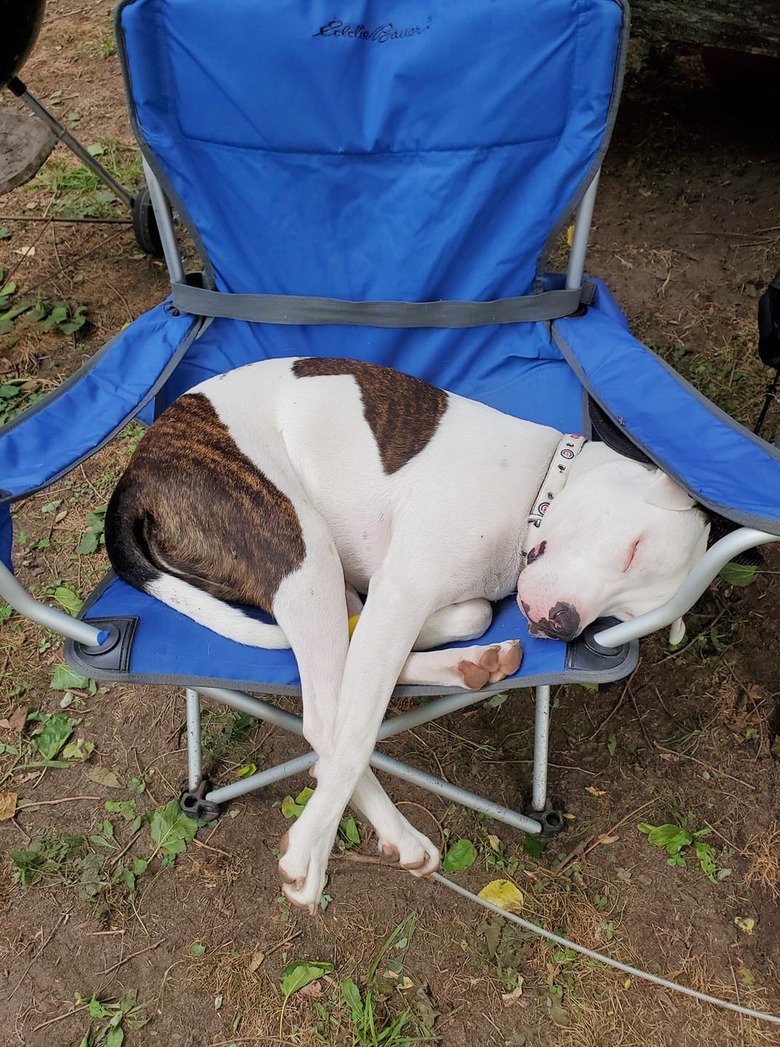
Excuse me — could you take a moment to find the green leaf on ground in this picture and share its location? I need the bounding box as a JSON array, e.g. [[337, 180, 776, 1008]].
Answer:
[[637, 822, 693, 855], [54, 586, 83, 616], [280, 786, 314, 818], [280, 960, 333, 999], [50, 665, 91, 691], [148, 798, 201, 861], [718, 562, 757, 587], [442, 838, 477, 873], [34, 712, 78, 759]]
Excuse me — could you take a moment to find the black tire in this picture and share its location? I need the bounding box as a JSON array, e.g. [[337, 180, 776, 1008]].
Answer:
[[132, 186, 165, 259]]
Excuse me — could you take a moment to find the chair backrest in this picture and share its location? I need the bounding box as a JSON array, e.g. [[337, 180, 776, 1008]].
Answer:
[[117, 0, 627, 304]]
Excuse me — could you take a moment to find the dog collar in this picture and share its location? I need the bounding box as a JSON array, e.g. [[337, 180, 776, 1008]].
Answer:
[[522, 434, 587, 557]]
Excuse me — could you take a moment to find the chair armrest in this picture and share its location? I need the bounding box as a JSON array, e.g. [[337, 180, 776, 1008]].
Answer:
[[0, 560, 105, 646], [0, 302, 199, 506], [594, 528, 777, 647]]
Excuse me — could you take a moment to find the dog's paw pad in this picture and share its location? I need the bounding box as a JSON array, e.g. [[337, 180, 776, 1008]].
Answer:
[[377, 825, 440, 877], [490, 639, 522, 682], [457, 642, 522, 689], [457, 658, 491, 689]]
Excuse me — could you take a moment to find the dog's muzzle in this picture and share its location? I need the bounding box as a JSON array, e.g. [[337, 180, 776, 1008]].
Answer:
[[526, 601, 581, 642]]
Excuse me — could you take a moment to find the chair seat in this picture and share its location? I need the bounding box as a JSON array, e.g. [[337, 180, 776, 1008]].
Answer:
[[66, 573, 637, 696]]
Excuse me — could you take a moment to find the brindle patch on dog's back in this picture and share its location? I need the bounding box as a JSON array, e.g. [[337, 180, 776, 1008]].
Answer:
[[106, 393, 305, 612], [292, 358, 448, 474]]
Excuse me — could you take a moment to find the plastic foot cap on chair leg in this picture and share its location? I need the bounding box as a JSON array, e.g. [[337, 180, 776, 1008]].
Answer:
[[526, 800, 567, 837], [180, 781, 221, 822]]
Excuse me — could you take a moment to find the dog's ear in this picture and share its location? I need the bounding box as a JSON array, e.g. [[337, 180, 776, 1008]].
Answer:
[[644, 469, 697, 511]]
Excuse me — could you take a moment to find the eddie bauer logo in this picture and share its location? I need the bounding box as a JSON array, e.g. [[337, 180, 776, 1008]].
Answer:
[[314, 18, 432, 43]]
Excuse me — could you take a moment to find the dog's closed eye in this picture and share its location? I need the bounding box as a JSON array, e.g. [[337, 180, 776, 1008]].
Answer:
[[623, 537, 641, 573]]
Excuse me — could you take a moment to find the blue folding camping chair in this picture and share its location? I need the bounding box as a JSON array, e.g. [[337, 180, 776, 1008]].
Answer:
[[1, 0, 778, 843]]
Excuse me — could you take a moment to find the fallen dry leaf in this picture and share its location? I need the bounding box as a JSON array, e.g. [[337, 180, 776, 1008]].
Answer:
[[734, 916, 756, 935], [478, 879, 524, 915], [0, 707, 27, 733], [248, 949, 265, 973], [502, 975, 526, 1007], [0, 791, 18, 822], [85, 766, 123, 789], [585, 785, 606, 797], [298, 979, 323, 999]]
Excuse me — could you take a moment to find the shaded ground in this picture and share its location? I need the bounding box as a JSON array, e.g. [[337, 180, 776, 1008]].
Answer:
[[0, 5, 779, 1046]]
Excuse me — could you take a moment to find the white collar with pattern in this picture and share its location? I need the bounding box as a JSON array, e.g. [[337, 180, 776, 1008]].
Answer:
[[521, 434, 587, 558]]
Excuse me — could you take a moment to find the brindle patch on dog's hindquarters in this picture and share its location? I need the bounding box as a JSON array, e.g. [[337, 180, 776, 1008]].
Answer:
[[292, 358, 448, 474], [105, 393, 305, 612]]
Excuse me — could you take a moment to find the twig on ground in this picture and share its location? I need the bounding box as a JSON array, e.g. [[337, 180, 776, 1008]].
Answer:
[[32, 1002, 89, 1032], [557, 796, 657, 873], [18, 794, 101, 808], [0, 214, 132, 224], [9, 910, 70, 998], [653, 745, 756, 790], [98, 938, 163, 977], [586, 667, 638, 741]]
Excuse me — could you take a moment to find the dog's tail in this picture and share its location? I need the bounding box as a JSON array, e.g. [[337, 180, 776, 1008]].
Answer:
[[104, 483, 291, 650]]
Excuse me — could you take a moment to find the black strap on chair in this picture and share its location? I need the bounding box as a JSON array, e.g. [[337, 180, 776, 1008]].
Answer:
[[755, 268, 780, 438], [171, 280, 596, 328]]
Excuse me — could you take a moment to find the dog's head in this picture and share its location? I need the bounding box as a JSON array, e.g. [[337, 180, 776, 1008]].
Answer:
[[517, 459, 710, 641]]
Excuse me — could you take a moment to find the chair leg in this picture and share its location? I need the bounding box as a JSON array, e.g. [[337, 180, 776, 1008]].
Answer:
[[180, 688, 221, 821], [191, 685, 546, 834], [529, 685, 566, 835], [185, 687, 202, 791], [531, 685, 551, 812]]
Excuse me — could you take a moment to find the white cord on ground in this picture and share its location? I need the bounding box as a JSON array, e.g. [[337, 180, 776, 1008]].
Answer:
[[432, 871, 780, 1025]]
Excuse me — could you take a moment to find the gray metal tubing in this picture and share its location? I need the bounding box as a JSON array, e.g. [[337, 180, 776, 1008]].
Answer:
[[198, 684, 508, 745], [206, 752, 318, 805], [594, 527, 777, 648], [566, 169, 601, 291], [197, 685, 542, 831], [185, 688, 202, 791], [198, 686, 305, 734], [141, 158, 185, 284], [531, 685, 551, 811], [369, 749, 542, 833], [375, 687, 512, 737], [0, 560, 104, 647], [20, 89, 134, 210]]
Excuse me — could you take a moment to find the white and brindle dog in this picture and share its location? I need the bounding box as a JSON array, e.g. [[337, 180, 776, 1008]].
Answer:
[[105, 357, 709, 911]]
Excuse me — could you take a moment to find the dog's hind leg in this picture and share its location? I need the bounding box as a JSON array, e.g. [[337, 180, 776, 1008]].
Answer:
[[413, 598, 494, 649], [409, 600, 522, 688], [400, 639, 522, 689]]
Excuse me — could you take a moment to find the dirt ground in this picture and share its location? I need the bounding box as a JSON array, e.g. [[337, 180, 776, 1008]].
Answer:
[[1, 4, 779, 1046]]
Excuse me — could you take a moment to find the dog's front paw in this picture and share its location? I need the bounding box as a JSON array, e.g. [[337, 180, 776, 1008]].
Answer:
[[377, 822, 440, 878], [457, 639, 522, 689], [278, 829, 329, 914]]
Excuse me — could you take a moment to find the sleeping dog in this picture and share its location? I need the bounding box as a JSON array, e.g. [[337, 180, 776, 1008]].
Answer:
[[105, 357, 709, 911]]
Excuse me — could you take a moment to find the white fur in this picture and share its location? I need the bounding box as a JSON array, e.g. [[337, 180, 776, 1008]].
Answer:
[[146, 574, 291, 649]]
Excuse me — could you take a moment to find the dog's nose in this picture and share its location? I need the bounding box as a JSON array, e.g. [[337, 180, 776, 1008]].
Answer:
[[530, 602, 581, 642]]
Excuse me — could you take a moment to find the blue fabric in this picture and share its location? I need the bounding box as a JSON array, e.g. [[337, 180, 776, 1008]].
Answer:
[[554, 294, 780, 535], [0, 303, 196, 503], [118, 0, 622, 305], [84, 576, 566, 690], [0, 506, 11, 571]]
